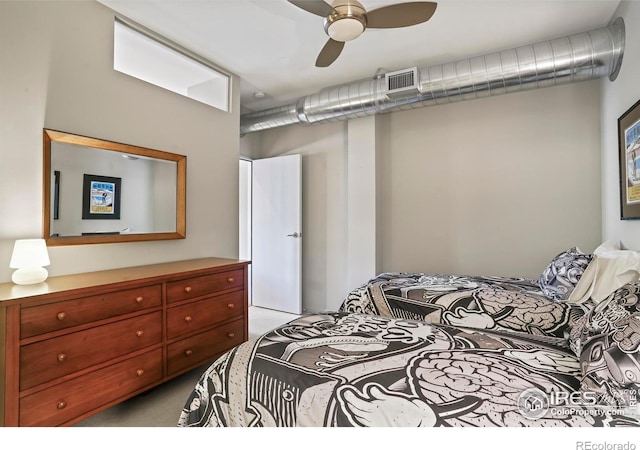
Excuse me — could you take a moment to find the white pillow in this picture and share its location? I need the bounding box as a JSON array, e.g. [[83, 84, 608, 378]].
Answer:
[[567, 241, 640, 304]]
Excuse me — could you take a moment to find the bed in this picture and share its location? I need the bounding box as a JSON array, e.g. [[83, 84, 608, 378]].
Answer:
[[338, 272, 583, 340], [177, 245, 640, 427]]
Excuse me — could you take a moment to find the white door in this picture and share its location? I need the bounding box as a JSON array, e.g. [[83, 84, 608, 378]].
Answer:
[[252, 154, 302, 314]]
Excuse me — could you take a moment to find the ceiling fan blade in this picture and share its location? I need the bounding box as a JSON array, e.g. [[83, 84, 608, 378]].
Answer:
[[288, 0, 335, 17], [366, 2, 437, 28], [315, 39, 345, 67]]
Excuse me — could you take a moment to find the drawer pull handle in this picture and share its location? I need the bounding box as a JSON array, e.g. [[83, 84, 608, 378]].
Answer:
[[135, 296, 144, 303], [57, 353, 66, 362], [227, 303, 234, 309], [57, 401, 67, 410], [228, 332, 235, 338], [184, 349, 193, 356], [184, 316, 192, 323], [56, 312, 66, 321], [227, 277, 235, 283], [184, 286, 192, 293], [136, 330, 144, 337], [136, 369, 145, 377]]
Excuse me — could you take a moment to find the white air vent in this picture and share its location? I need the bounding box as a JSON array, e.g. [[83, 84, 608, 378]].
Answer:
[[384, 67, 419, 97]]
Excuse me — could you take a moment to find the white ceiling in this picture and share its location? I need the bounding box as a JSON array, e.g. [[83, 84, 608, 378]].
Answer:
[[96, 0, 621, 113]]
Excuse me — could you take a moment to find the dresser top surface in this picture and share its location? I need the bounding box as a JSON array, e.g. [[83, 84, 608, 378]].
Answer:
[[0, 257, 250, 303]]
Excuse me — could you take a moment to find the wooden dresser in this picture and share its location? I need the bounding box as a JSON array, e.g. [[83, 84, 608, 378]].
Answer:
[[0, 257, 250, 427]]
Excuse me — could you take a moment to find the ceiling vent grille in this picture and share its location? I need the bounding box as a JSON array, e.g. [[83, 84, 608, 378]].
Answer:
[[384, 67, 419, 97]]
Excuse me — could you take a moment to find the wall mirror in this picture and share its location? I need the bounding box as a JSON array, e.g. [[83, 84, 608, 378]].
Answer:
[[43, 129, 186, 246]]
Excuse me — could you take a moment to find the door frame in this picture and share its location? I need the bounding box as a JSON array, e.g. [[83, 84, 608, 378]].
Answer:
[[239, 157, 253, 305]]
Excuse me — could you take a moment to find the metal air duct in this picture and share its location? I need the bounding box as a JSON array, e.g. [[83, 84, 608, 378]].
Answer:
[[240, 17, 625, 135]]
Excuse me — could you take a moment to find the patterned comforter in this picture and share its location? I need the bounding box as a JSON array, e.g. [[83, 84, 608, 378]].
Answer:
[[177, 312, 639, 427], [339, 272, 585, 339]]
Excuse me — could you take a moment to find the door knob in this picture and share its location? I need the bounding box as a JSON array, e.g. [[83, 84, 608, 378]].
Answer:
[[286, 232, 302, 238]]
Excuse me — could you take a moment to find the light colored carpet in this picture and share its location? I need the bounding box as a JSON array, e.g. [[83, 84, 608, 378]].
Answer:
[[74, 306, 300, 427]]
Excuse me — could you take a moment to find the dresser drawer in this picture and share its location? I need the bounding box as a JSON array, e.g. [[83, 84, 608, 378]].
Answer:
[[20, 311, 162, 390], [167, 319, 244, 376], [20, 348, 162, 427], [166, 291, 243, 340], [21, 284, 162, 339], [166, 269, 243, 303]]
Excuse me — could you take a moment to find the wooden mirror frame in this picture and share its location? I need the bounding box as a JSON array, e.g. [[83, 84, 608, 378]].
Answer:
[[43, 129, 186, 246]]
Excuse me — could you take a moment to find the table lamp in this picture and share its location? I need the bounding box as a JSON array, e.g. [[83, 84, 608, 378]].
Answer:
[[9, 239, 50, 285]]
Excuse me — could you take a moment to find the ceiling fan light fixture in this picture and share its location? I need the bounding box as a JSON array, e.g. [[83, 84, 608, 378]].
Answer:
[[326, 17, 365, 42], [322, 1, 367, 42], [290, 0, 438, 67]]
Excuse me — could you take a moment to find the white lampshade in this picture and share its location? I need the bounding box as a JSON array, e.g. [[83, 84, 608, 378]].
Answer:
[[9, 239, 50, 285]]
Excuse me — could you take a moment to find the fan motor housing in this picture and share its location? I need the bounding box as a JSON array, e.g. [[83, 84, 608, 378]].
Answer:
[[323, 1, 367, 42]]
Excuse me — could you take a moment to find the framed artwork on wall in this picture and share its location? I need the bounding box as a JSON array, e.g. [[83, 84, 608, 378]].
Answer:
[[82, 174, 122, 220], [618, 98, 640, 219]]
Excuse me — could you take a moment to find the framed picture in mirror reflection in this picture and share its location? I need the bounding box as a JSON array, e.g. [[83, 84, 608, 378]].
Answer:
[[53, 170, 60, 220], [82, 174, 121, 220]]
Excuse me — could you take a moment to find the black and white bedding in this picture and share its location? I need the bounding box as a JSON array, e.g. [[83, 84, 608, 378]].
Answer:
[[339, 272, 584, 340], [177, 311, 638, 427], [178, 245, 640, 427]]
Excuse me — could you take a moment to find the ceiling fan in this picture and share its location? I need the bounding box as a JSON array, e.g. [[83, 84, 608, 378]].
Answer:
[[288, 0, 437, 67]]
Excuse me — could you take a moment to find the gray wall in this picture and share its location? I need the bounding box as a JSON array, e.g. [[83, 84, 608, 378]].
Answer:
[[602, 1, 640, 250], [249, 79, 604, 313], [377, 80, 602, 278], [0, 1, 241, 282]]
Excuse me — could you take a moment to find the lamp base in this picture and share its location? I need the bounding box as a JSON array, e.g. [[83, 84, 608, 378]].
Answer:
[[12, 267, 48, 285]]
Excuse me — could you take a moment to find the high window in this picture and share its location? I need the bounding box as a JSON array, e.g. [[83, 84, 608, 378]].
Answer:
[[114, 19, 230, 112]]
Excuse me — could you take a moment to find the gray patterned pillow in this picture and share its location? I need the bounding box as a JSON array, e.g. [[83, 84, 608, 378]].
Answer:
[[538, 247, 593, 300], [568, 285, 640, 409]]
